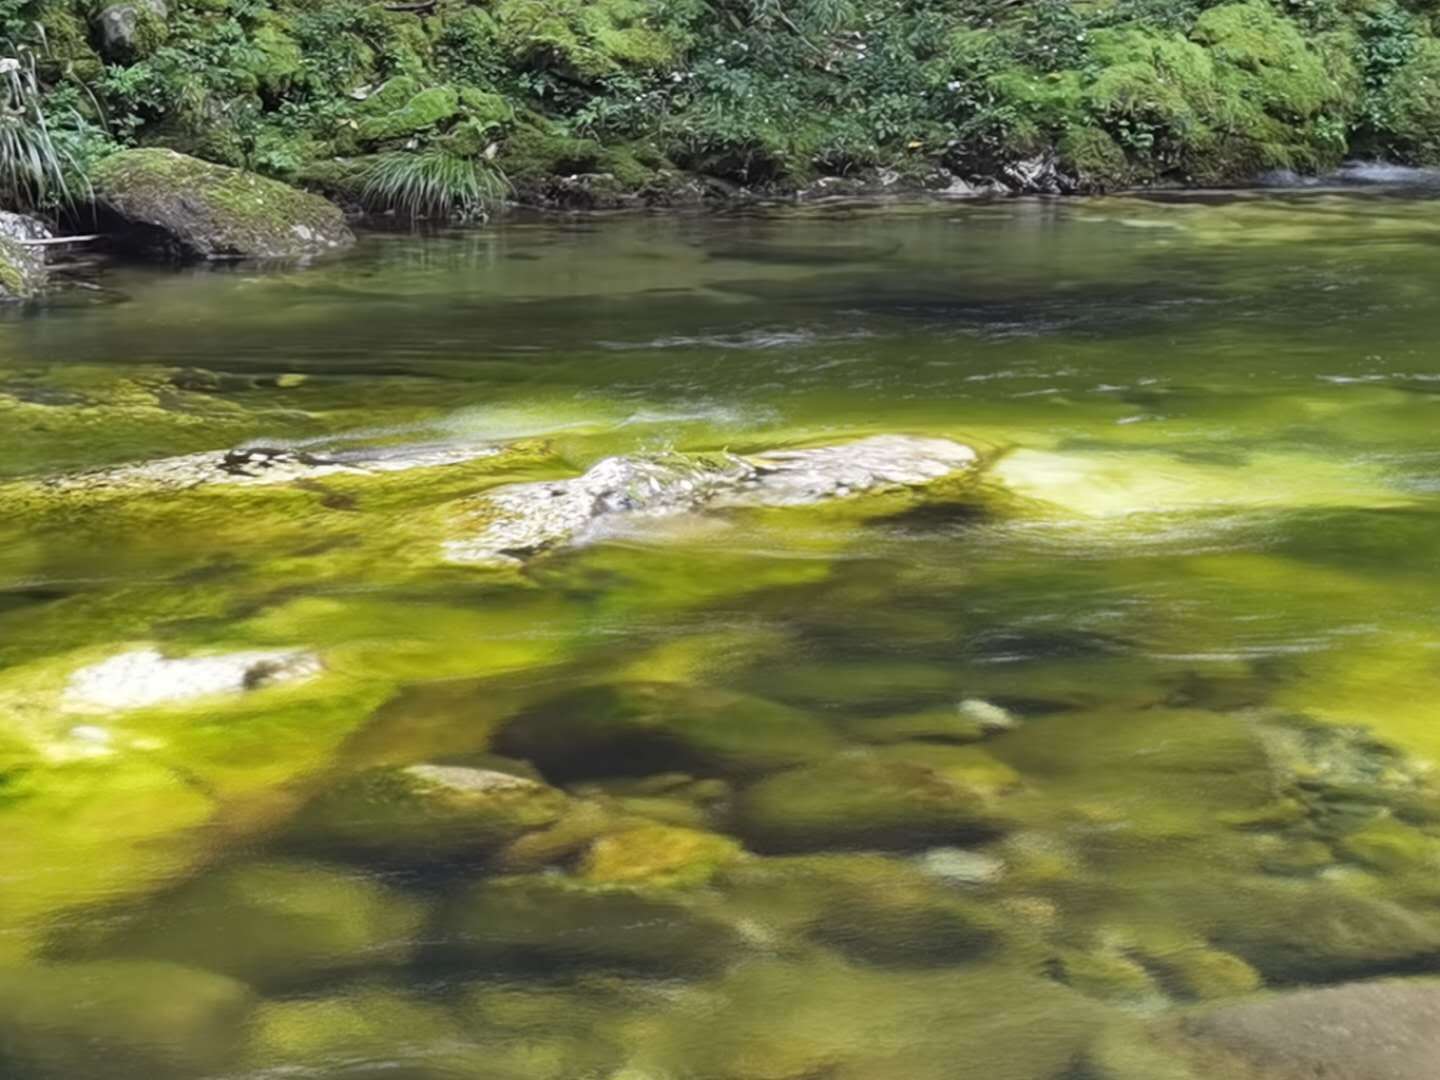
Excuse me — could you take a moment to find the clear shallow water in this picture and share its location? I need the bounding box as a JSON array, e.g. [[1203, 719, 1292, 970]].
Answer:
[[3, 194, 1440, 1078]]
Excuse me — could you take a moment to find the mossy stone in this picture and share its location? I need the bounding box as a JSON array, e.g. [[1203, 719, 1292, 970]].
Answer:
[[245, 988, 486, 1078], [1203, 877, 1440, 984], [439, 874, 749, 975], [1336, 817, 1440, 876], [100, 859, 426, 989], [634, 955, 1109, 1080], [720, 853, 1005, 966], [579, 823, 743, 888], [1055, 946, 1160, 1003], [90, 148, 354, 260], [0, 960, 255, 1079], [843, 706, 989, 745], [292, 762, 570, 864], [734, 751, 1014, 854], [495, 680, 841, 782]]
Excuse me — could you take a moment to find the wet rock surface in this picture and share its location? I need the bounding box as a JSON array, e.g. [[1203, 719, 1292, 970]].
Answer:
[[0, 212, 50, 303], [444, 434, 978, 564]]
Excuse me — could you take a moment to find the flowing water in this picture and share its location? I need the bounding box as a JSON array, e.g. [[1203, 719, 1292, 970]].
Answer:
[[3, 192, 1440, 1079]]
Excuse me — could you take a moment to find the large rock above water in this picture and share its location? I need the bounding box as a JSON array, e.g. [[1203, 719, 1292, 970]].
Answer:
[[91, 149, 354, 260], [0, 211, 50, 302], [443, 434, 978, 564]]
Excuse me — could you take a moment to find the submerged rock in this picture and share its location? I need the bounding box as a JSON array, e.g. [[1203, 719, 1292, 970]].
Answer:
[[444, 435, 978, 564], [0, 211, 50, 303], [634, 955, 1108, 1080], [720, 853, 1005, 966], [578, 823, 744, 888], [0, 960, 255, 1079], [99, 859, 426, 988], [438, 874, 749, 975], [245, 988, 483, 1078], [61, 646, 321, 712], [1204, 878, 1440, 984], [292, 762, 570, 864], [734, 749, 1015, 853], [1093, 978, 1440, 1080], [495, 680, 841, 782], [91, 148, 354, 260]]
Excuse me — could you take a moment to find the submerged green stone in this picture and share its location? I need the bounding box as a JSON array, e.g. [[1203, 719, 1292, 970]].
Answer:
[[95, 859, 427, 988]]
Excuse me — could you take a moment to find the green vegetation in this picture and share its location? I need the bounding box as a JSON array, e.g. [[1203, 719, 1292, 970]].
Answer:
[[2, 0, 1440, 215]]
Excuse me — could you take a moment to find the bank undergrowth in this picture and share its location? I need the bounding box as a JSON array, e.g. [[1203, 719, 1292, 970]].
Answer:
[[3, 0, 1440, 216]]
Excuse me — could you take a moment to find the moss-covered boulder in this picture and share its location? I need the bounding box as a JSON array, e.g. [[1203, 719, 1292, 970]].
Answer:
[[578, 823, 744, 888], [720, 853, 1006, 966], [292, 762, 570, 864], [495, 680, 840, 782], [1203, 877, 1440, 984], [633, 955, 1111, 1080], [0, 212, 49, 303], [0, 960, 255, 1079], [99, 859, 426, 988], [734, 750, 1015, 853], [438, 874, 749, 975], [94, 0, 168, 60], [91, 148, 354, 260]]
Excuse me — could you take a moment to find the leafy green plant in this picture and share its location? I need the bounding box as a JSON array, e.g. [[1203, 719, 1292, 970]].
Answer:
[[360, 148, 509, 220], [0, 48, 85, 211]]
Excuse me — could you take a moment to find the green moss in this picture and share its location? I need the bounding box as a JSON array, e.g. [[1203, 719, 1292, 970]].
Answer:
[[578, 823, 743, 887], [356, 85, 461, 143], [1384, 38, 1440, 161], [91, 148, 353, 259], [0, 961, 255, 1079], [97, 859, 427, 988]]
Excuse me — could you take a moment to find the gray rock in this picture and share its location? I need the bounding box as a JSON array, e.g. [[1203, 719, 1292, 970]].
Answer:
[[38, 440, 501, 497], [0, 211, 50, 303], [443, 451, 754, 565], [1003, 153, 1079, 195], [91, 148, 353, 260], [445, 434, 978, 564], [1094, 978, 1440, 1080], [94, 0, 167, 59]]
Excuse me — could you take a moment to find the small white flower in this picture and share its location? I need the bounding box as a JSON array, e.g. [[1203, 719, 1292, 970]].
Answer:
[[947, 79, 961, 91]]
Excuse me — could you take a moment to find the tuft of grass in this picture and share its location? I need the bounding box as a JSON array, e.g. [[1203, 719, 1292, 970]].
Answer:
[[0, 49, 85, 212], [359, 149, 509, 222]]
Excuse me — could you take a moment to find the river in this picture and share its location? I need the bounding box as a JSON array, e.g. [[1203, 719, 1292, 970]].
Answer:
[[1, 191, 1439, 1079]]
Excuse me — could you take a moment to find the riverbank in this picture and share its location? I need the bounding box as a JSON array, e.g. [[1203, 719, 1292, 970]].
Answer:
[[4, 0, 1440, 228]]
